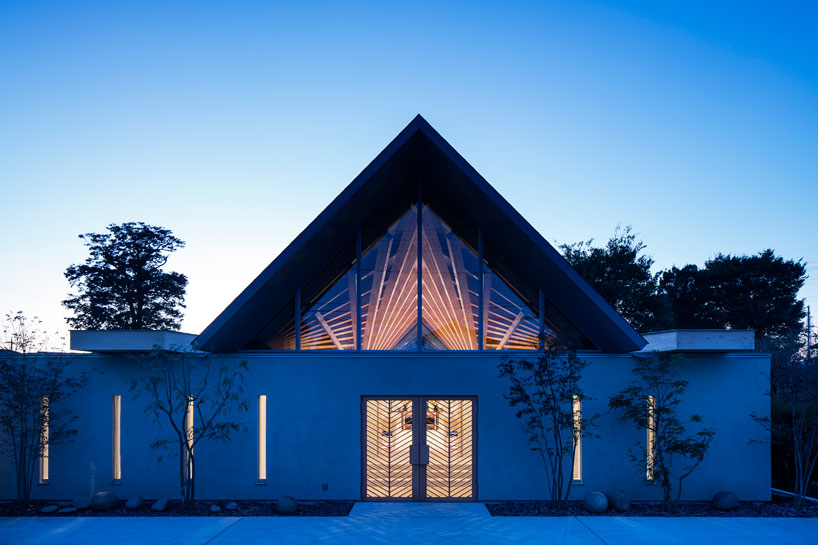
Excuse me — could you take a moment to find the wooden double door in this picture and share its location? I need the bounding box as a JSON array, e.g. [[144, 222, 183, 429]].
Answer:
[[362, 396, 476, 501]]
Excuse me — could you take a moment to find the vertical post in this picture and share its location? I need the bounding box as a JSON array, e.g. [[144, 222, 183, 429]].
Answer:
[[807, 306, 812, 361], [477, 230, 484, 351], [539, 289, 545, 350], [295, 289, 301, 351], [356, 230, 363, 351], [417, 180, 423, 351]]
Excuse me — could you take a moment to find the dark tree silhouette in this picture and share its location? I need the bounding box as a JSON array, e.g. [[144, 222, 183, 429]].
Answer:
[[659, 250, 806, 340], [498, 334, 599, 507], [609, 353, 715, 511], [561, 226, 669, 333], [63, 222, 187, 330], [130, 350, 249, 510]]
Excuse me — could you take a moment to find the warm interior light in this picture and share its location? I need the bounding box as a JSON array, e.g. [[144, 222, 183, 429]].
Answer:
[[40, 396, 49, 483], [572, 395, 582, 482], [112, 395, 121, 481], [185, 397, 194, 480], [647, 395, 656, 480], [258, 395, 267, 481]]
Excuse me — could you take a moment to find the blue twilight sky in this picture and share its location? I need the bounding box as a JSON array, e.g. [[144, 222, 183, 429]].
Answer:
[[1, 1, 817, 343]]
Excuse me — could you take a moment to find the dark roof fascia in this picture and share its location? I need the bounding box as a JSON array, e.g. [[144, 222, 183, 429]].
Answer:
[[196, 115, 647, 353], [195, 118, 423, 352], [412, 117, 646, 352]]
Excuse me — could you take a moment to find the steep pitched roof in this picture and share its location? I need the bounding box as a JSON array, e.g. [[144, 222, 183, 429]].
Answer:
[[196, 115, 647, 353]]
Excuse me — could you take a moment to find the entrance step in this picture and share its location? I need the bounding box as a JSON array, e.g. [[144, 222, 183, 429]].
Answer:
[[350, 502, 489, 518]]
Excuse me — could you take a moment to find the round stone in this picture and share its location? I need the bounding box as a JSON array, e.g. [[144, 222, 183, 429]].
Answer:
[[606, 489, 630, 511], [210, 504, 222, 513], [277, 496, 299, 515], [90, 491, 119, 511], [712, 491, 739, 511], [225, 501, 239, 511], [583, 491, 609, 513], [125, 496, 144, 510], [40, 505, 59, 514], [151, 498, 169, 512]]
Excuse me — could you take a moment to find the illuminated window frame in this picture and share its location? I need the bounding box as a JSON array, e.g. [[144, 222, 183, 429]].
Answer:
[[112, 395, 121, 482], [646, 395, 656, 481], [258, 395, 267, 483], [39, 396, 49, 484], [572, 395, 582, 483], [185, 397, 194, 481]]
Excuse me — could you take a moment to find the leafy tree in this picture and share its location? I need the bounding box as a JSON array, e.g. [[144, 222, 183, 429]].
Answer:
[[609, 353, 715, 511], [0, 312, 88, 510], [130, 349, 249, 510], [63, 222, 187, 330], [498, 335, 599, 507], [659, 250, 806, 342], [561, 226, 669, 332]]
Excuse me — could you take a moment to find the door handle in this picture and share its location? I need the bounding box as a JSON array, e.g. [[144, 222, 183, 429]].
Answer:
[[409, 444, 430, 465]]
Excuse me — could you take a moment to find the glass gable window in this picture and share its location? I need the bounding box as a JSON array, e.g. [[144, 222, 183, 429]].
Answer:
[[421, 208, 479, 350], [360, 206, 419, 350], [263, 204, 571, 351]]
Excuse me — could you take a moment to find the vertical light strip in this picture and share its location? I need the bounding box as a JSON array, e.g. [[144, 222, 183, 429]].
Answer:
[[572, 395, 582, 482], [112, 395, 121, 481], [416, 190, 423, 351], [258, 395, 267, 482], [647, 395, 656, 480], [295, 289, 301, 351], [477, 230, 484, 351], [185, 397, 194, 480], [39, 396, 49, 484], [356, 230, 362, 351]]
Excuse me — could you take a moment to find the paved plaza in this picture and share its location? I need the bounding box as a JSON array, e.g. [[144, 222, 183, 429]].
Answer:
[[1, 503, 816, 545]]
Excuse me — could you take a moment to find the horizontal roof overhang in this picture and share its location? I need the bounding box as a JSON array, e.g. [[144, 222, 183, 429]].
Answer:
[[195, 115, 647, 354]]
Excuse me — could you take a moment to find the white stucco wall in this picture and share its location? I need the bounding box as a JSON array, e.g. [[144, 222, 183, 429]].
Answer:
[[0, 351, 770, 502]]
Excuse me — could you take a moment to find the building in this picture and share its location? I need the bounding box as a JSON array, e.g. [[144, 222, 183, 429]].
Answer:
[[1, 116, 770, 503]]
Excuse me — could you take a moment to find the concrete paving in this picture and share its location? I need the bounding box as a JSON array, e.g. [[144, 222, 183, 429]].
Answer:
[[1, 504, 817, 545]]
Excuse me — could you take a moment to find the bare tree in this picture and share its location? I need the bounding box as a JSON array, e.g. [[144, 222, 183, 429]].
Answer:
[[609, 353, 715, 511], [0, 312, 88, 510], [498, 335, 598, 507], [753, 354, 818, 509], [130, 349, 249, 510]]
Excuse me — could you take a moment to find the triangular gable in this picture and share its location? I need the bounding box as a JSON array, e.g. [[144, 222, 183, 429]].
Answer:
[[196, 115, 647, 353]]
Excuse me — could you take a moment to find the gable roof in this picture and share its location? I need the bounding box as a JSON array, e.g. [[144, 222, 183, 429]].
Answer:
[[196, 115, 647, 354]]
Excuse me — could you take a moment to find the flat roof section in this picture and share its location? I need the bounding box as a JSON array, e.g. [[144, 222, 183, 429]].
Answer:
[[637, 329, 756, 353], [70, 330, 198, 353]]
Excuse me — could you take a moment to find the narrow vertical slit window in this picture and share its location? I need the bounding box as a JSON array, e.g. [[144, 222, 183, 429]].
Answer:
[[258, 395, 267, 482], [646, 395, 656, 481], [112, 395, 121, 482], [39, 396, 49, 484], [572, 395, 582, 482], [185, 397, 194, 481]]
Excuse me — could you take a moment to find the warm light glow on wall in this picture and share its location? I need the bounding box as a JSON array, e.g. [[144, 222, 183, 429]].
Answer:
[[39, 396, 49, 484], [185, 397, 194, 480], [572, 395, 582, 482], [647, 395, 656, 480], [112, 395, 121, 481], [258, 395, 267, 482]]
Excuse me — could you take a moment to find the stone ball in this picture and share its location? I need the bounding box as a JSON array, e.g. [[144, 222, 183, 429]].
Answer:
[[584, 491, 608, 513], [277, 496, 299, 515], [712, 491, 739, 511], [90, 491, 119, 511], [606, 489, 630, 511]]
